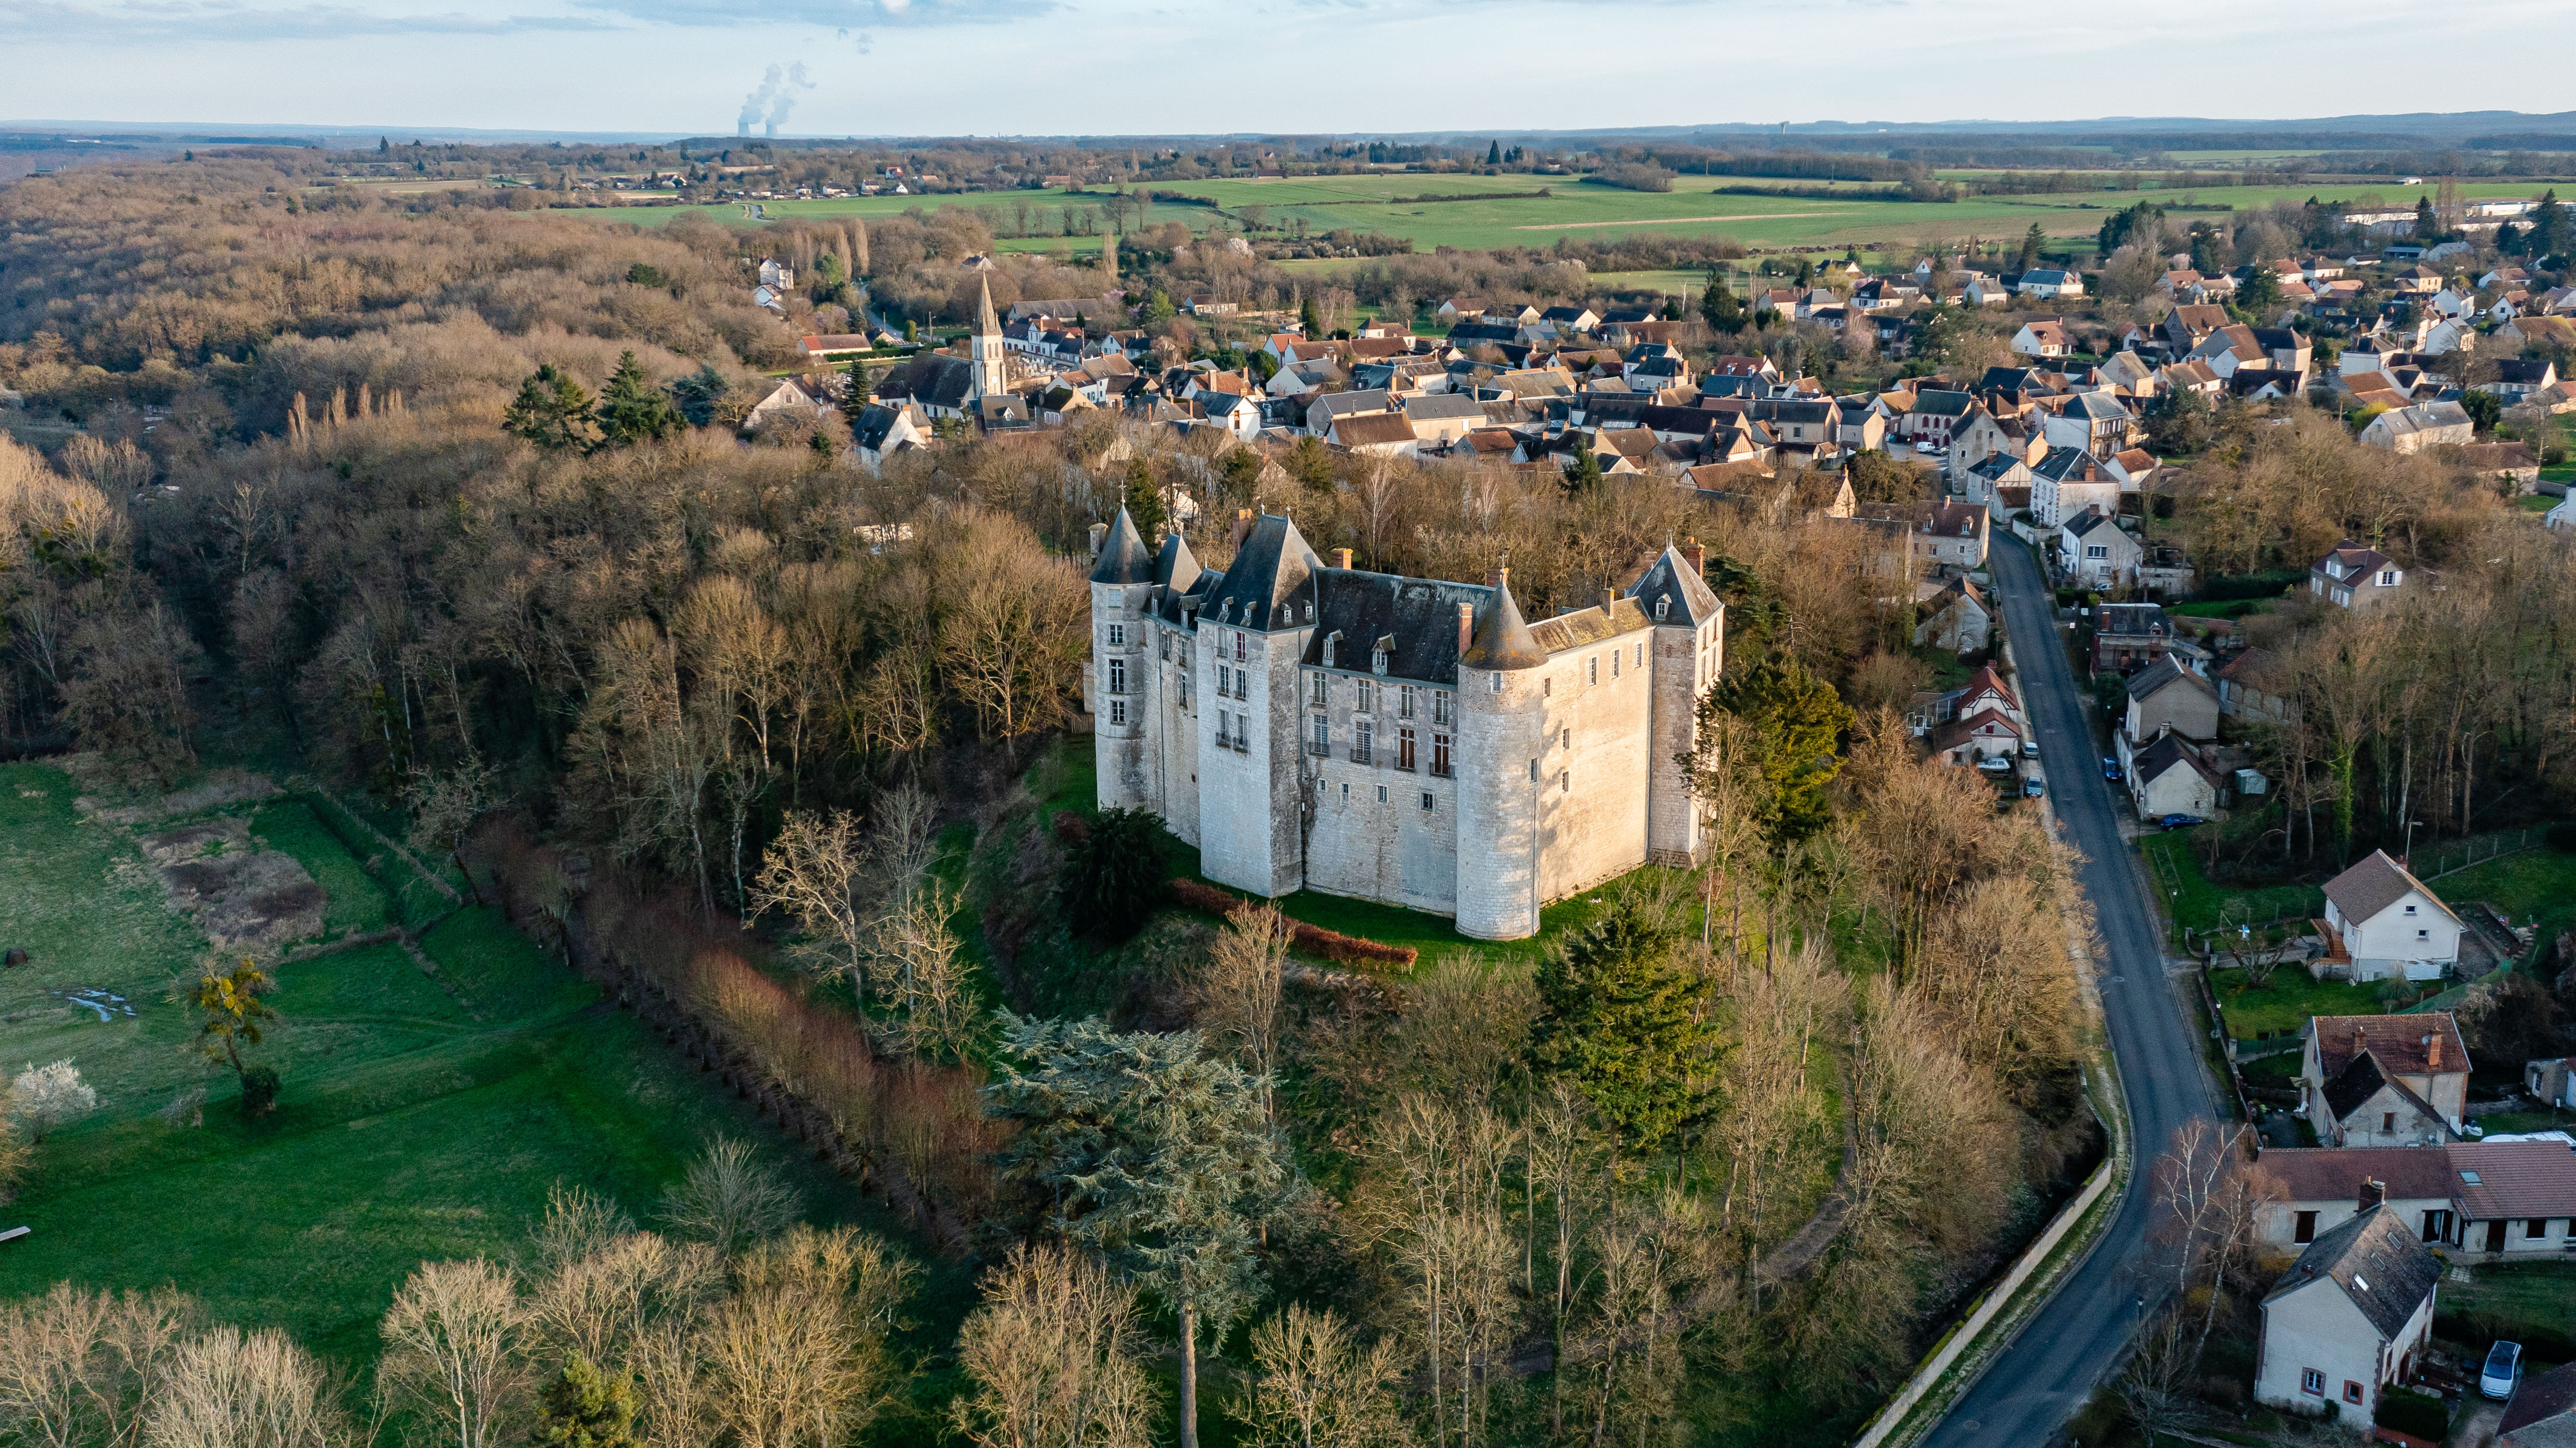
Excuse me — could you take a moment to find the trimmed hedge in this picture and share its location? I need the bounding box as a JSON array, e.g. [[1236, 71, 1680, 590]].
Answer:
[[1166, 878, 1419, 969], [2374, 1386, 2449, 1440]]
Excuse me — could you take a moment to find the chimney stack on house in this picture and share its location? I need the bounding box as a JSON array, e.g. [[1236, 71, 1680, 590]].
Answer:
[[2427, 1033, 2441, 1069], [1089, 522, 1108, 557], [1457, 603, 1473, 656], [2359, 1178, 2386, 1212], [1231, 509, 1254, 549], [1682, 535, 1705, 576], [1330, 548, 1353, 569], [1601, 588, 1617, 617]]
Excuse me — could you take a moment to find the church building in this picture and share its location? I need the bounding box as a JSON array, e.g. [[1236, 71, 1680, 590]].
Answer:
[[1089, 508, 1722, 940]]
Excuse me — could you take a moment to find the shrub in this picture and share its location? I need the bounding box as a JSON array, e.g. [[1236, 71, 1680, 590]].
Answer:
[[2375, 1386, 2449, 1439], [1060, 807, 1165, 942], [1165, 879, 1417, 969], [239, 1065, 280, 1116]]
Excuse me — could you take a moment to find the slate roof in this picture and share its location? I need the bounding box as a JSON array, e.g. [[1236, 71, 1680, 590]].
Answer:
[[1401, 392, 1486, 422], [1199, 513, 1319, 633], [1299, 569, 1492, 685], [2314, 1014, 2469, 1082], [1153, 531, 1201, 594], [1460, 578, 1546, 671], [2126, 656, 2215, 705], [850, 402, 919, 451], [1527, 597, 1653, 653], [1911, 389, 1977, 418], [1623, 543, 1723, 627], [2323, 850, 2457, 928], [2034, 446, 2110, 484], [2262, 1203, 2441, 1342], [881, 352, 979, 411], [1089, 506, 1154, 585], [2130, 732, 2221, 791]]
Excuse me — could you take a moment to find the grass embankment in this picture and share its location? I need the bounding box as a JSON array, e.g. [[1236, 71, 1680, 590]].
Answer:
[[0, 761, 957, 1372], [2138, 832, 2323, 938], [2435, 847, 2576, 957]]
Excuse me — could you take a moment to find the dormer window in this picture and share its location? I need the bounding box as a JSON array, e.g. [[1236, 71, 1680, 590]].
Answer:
[[1322, 631, 1341, 669], [1655, 596, 1670, 622], [1372, 645, 1389, 676]]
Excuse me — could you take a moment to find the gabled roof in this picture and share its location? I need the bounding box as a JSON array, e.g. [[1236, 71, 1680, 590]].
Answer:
[[2125, 655, 2214, 704], [2262, 1203, 2440, 1342], [2313, 1013, 2469, 1081], [2449, 1140, 2576, 1223], [2130, 731, 2221, 790], [1299, 568, 1491, 685], [2323, 850, 2457, 929], [2256, 1146, 2453, 1205], [1090, 506, 1154, 585], [1623, 543, 1723, 627], [1330, 413, 1418, 448]]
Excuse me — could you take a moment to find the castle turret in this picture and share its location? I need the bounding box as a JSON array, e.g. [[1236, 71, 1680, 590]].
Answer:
[[1193, 513, 1318, 899], [1627, 538, 1725, 866], [1455, 568, 1548, 941], [1089, 506, 1154, 811]]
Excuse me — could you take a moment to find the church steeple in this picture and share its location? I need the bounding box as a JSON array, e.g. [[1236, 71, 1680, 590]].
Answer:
[[969, 274, 1006, 400]]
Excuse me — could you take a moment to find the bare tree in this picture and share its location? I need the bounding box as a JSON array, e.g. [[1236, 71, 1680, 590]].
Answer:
[[377, 1259, 524, 1448], [658, 1138, 802, 1257], [1192, 905, 1290, 1130], [1237, 1303, 1411, 1448], [0, 1283, 198, 1448], [701, 1225, 916, 1448], [949, 1242, 1155, 1448], [146, 1327, 349, 1448]]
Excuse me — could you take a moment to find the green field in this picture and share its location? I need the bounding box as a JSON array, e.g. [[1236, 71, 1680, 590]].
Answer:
[[2207, 965, 2387, 1041], [0, 761, 943, 1367], [2435, 846, 2576, 960], [588, 175, 2556, 256]]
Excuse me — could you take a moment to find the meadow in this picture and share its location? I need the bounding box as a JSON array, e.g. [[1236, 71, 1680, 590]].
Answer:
[[0, 761, 953, 1371], [599, 172, 2555, 257]]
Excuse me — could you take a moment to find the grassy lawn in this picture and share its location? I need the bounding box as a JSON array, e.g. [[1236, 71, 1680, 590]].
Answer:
[[251, 798, 393, 938], [2471, 1108, 2576, 1136], [2138, 832, 2324, 937], [2442, 1260, 2576, 1358], [2435, 847, 2576, 958], [0, 759, 959, 1377], [2207, 966, 2387, 1041], [2167, 599, 2269, 620]]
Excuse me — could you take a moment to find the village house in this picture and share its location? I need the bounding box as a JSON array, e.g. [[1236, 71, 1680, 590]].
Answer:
[[2126, 732, 2224, 818], [2253, 1195, 2441, 1430], [1912, 576, 1992, 655], [2092, 601, 2184, 675], [2041, 392, 2139, 459], [2319, 850, 2462, 983], [2030, 447, 2121, 528], [2259, 1141, 2576, 1260], [2057, 511, 2142, 587], [2359, 400, 2474, 453], [2011, 318, 2072, 359], [849, 400, 929, 472], [2502, 1363, 2576, 1446], [2303, 1013, 2469, 1145], [2123, 657, 2219, 744], [2217, 647, 2293, 725], [2308, 541, 2408, 610]]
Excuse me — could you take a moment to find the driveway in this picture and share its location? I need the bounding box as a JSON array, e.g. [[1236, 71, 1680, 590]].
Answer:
[[1919, 541, 2223, 1446]]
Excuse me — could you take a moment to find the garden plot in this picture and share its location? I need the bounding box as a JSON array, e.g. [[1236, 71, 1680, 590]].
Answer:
[[134, 816, 324, 953]]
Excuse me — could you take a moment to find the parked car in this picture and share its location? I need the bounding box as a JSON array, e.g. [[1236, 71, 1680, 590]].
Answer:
[[2102, 756, 2121, 781], [1977, 756, 2014, 774], [2024, 775, 2046, 798], [2157, 814, 2205, 830], [2482, 1340, 2523, 1400], [2022, 739, 2040, 759]]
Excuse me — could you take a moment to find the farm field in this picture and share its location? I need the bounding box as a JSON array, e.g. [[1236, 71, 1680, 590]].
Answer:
[[0, 760, 945, 1370], [597, 174, 2560, 256]]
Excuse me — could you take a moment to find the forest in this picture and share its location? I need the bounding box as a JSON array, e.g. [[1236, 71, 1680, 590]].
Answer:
[[3, 137, 2566, 1447]]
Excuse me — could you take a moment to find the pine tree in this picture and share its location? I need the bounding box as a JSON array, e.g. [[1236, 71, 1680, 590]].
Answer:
[[1700, 270, 1744, 333], [1299, 294, 1322, 339], [988, 1015, 1292, 1448], [529, 1355, 639, 1448], [2414, 195, 2440, 243], [595, 351, 681, 448], [1060, 807, 1165, 941], [1122, 457, 1167, 539], [1487, 140, 1502, 166], [2018, 222, 2046, 272], [1528, 892, 1716, 1149], [1699, 653, 1852, 848], [1560, 440, 1603, 494], [501, 364, 598, 453]]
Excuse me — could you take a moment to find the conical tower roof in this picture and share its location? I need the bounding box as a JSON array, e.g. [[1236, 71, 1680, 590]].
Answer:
[[1089, 506, 1153, 585], [1462, 576, 1546, 670], [1152, 529, 1201, 593], [975, 274, 1000, 337]]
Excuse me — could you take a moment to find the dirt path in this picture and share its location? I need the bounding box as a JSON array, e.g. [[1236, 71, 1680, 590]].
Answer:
[[1755, 1055, 1863, 1281]]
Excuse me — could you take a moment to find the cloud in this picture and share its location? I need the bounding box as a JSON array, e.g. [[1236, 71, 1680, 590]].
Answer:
[[0, 0, 620, 39], [576, 0, 1052, 26]]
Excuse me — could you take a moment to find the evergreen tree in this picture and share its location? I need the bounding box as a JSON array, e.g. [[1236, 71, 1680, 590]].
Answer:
[[667, 363, 728, 427], [1487, 139, 1502, 166], [1560, 439, 1603, 494], [988, 1015, 1292, 1448], [1661, 295, 1683, 321], [1299, 294, 1323, 339], [501, 364, 598, 453], [2017, 222, 2046, 272], [1527, 892, 1716, 1149], [845, 361, 872, 406], [1060, 807, 1165, 941], [2531, 189, 2569, 259], [595, 351, 682, 448], [1700, 270, 1744, 333], [529, 1355, 639, 1448], [1122, 456, 1167, 538], [2233, 266, 2282, 317], [2414, 195, 2440, 242], [1699, 653, 1852, 848]]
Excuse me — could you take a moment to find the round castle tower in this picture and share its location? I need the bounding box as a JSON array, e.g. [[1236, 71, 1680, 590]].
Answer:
[[1454, 568, 1549, 941], [1088, 508, 1154, 812]]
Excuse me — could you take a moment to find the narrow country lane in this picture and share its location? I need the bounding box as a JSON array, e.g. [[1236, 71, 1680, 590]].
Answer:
[[1917, 539, 2222, 1445]]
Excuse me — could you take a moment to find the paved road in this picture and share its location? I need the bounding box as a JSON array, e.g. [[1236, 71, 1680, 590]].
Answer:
[[1918, 540, 2221, 1446]]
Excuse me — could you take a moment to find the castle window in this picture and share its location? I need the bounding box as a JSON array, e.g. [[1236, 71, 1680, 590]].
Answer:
[[1421, 792, 1435, 811], [1432, 734, 1452, 777], [1310, 673, 1327, 707], [1560, 770, 1571, 793], [1588, 658, 1598, 685], [1217, 710, 1229, 745], [1180, 641, 1191, 668], [1310, 716, 1329, 756], [1159, 634, 1170, 660], [1321, 633, 1338, 668], [1106, 622, 1125, 646], [1219, 664, 1233, 697], [1433, 691, 1450, 725], [1107, 658, 1127, 695], [1636, 644, 1644, 669], [1398, 727, 1416, 771], [1491, 675, 1503, 694], [1234, 631, 1246, 662], [1342, 783, 1350, 801], [1109, 699, 1126, 725], [1611, 650, 1619, 679], [1377, 785, 1388, 803], [1357, 680, 1374, 714], [1529, 759, 1538, 783], [1656, 596, 1670, 622], [1234, 715, 1249, 752], [1235, 670, 1249, 701], [1400, 685, 1416, 719], [1372, 646, 1388, 676], [1543, 677, 1552, 697], [1107, 589, 1123, 607], [1353, 720, 1373, 765], [1178, 673, 1190, 708]]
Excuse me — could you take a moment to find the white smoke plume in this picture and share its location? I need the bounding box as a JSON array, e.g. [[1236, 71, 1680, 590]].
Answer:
[[738, 61, 816, 139]]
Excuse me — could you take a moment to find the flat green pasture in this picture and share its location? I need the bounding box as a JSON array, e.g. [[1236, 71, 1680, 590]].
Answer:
[[2206, 965, 2386, 1041], [0, 761, 933, 1371], [582, 175, 2556, 255]]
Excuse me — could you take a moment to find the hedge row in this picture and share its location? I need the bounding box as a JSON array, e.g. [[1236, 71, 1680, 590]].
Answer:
[[1166, 878, 1418, 969]]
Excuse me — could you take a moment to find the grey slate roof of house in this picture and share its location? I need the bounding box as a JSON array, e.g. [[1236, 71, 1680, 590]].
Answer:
[[1299, 569, 1493, 684], [1199, 513, 1319, 633], [1401, 393, 1487, 422], [2129, 731, 2221, 790], [1911, 389, 1977, 418], [2263, 1203, 2440, 1341], [1461, 580, 1547, 671], [1623, 543, 1723, 627], [881, 352, 978, 411], [850, 403, 916, 450], [2322, 850, 2454, 927], [2125, 656, 2214, 704]]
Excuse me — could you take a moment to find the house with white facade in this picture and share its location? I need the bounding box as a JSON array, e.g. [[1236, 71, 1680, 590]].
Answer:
[[2308, 541, 2408, 610], [2320, 850, 2461, 983], [2057, 511, 2141, 586], [2258, 1141, 2576, 1260], [2302, 1013, 2469, 1145], [2254, 1198, 2441, 1430]]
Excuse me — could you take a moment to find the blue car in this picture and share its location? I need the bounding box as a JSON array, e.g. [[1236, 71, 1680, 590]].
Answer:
[[2158, 814, 2205, 830], [2102, 756, 2121, 781]]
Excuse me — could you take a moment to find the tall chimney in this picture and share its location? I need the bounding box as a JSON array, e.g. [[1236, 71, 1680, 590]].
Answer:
[[1088, 522, 1108, 557], [1601, 587, 1617, 617], [1682, 535, 1704, 576], [1330, 547, 1353, 569], [1457, 601, 1474, 656], [1487, 564, 1509, 590], [1231, 509, 1255, 549], [2358, 1178, 2386, 1212], [2426, 1032, 2441, 1070], [2352, 1024, 2367, 1054]]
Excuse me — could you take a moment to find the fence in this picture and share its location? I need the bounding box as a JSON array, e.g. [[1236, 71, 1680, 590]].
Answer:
[[2411, 825, 2545, 883]]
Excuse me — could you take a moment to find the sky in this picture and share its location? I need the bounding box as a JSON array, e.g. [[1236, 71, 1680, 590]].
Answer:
[[3, 0, 2571, 139]]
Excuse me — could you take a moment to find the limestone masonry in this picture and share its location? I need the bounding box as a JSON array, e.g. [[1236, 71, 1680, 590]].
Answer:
[[1089, 507, 1722, 940]]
